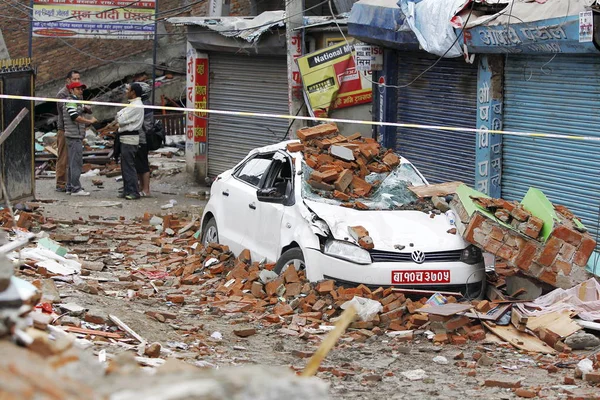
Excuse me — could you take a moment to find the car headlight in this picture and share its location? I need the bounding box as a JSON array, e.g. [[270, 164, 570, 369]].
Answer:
[[460, 245, 483, 264], [324, 240, 372, 265]]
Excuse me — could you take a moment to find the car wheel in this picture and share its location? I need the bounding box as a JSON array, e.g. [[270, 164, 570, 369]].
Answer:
[[274, 248, 305, 275], [201, 217, 219, 246]]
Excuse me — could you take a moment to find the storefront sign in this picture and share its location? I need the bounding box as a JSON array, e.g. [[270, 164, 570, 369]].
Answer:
[[186, 45, 208, 165], [297, 42, 372, 117], [475, 55, 502, 197], [289, 32, 303, 101], [32, 0, 155, 40], [579, 11, 593, 43], [464, 16, 598, 54], [355, 43, 383, 71]]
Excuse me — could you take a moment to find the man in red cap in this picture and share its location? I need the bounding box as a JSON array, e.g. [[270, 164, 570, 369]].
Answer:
[[63, 81, 97, 196], [55, 70, 80, 192]]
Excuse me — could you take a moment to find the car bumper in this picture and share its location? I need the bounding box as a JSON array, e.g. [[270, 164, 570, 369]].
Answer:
[[304, 248, 485, 295]]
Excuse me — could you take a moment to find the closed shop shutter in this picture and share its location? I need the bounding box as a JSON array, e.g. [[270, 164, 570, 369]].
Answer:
[[208, 54, 289, 177], [396, 53, 478, 185], [503, 54, 600, 238]]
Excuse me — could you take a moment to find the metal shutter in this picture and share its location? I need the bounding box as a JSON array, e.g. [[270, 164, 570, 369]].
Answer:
[[503, 54, 600, 238], [208, 54, 289, 177], [396, 53, 478, 185]]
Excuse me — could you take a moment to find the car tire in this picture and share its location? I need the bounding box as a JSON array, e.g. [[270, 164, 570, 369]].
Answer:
[[201, 217, 219, 246], [274, 248, 305, 275]]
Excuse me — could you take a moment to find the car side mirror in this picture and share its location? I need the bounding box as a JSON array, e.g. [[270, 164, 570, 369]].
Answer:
[[257, 187, 286, 203]]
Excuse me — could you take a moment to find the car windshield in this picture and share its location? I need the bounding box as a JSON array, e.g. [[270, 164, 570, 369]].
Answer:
[[301, 159, 427, 210]]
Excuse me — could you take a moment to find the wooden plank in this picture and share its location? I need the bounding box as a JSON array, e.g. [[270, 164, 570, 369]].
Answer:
[[44, 145, 58, 157], [527, 311, 581, 338], [63, 326, 123, 339], [408, 181, 464, 198], [419, 303, 472, 316], [109, 314, 146, 344], [482, 322, 557, 354], [510, 307, 528, 332], [0, 108, 29, 146], [464, 304, 511, 321], [301, 305, 357, 377]]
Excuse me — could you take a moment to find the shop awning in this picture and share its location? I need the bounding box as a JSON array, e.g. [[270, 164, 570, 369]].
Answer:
[[348, 0, 419, 49]]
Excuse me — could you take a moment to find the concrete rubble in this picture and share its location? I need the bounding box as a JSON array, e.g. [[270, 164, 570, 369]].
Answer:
[[451, 185, 596, 289], [2, 123, 600, 398], [0, 191, 599, 398]]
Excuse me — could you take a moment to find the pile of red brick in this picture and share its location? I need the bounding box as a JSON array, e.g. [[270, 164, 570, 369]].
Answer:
[[165, 242, 489, 344], [286, 123, 399, 208], [453, 197, 596, 289], [470, 197, 545, 240]]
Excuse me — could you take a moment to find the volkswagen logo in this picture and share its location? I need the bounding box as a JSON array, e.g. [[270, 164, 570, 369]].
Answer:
[[411, 250, 426, 264]]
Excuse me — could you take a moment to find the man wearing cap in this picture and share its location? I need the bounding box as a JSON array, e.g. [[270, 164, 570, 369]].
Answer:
[[64, 81, 97, 196], [114, 83, 144, 200], [55, 70, 80, 192]]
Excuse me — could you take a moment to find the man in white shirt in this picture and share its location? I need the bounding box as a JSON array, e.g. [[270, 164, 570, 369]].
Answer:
[[114, 83, 144, 200]]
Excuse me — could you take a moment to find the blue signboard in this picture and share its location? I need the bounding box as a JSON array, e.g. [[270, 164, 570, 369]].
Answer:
[[464, 15, 598, 54], [475, 55, 502, 198]]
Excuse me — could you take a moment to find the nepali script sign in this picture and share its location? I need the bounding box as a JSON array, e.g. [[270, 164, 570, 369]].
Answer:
[[32, 0, 155, 40]]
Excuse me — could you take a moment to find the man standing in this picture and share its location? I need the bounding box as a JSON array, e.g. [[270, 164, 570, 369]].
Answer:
[[64, 82, 97, 196], [135, 81, 152, 197], [115, 83, 145, 200], [56, 70, 80, 192]]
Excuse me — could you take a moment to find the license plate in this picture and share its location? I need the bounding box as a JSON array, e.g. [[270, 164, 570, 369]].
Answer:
[[391, 270, 450, 285]]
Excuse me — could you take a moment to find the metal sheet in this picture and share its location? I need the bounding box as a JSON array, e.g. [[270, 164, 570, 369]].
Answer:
[[502, 54, 600, 239], [396, 53, 478, 185], [1, 70, 34, 201], [208, 54, 289, 177]]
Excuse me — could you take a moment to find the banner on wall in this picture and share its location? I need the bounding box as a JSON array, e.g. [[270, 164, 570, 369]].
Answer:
[[32, 0, 155, 40], [296, 42, 373, 118], [186, 45, 208, 163]]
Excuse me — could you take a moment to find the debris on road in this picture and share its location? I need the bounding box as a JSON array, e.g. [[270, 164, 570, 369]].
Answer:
[[451, 185, 596, 289], [1, 185, 600, 398]]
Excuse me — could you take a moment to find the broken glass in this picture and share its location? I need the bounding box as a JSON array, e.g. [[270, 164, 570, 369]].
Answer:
[[301, 160, 427, 210]]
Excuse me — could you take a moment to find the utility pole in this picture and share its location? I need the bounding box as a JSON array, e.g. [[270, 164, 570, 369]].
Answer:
[[285, 0, 305, 137]]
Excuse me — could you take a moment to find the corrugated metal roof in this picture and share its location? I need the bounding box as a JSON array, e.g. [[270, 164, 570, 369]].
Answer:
[[167, 11, 285, 43]]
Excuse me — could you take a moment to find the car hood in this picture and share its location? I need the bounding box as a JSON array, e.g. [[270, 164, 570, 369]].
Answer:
[[304, 199, 467, 252]]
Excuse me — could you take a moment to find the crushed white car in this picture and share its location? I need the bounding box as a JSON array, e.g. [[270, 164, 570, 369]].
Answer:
[[200, 141, 485, 297]]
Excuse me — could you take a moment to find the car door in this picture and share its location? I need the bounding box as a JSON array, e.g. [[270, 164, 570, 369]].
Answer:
[[250, 151, 293, 262], [218, 153, 273, 256]]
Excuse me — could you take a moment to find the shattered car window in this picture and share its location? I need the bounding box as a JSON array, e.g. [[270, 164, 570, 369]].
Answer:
[[301, 160, 426, 210]]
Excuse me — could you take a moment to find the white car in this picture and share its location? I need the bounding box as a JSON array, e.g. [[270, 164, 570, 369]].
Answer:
[[200, 141, 485, 298]]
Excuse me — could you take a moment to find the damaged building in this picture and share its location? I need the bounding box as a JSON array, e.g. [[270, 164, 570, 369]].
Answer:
[[348, 0, 600, 273]]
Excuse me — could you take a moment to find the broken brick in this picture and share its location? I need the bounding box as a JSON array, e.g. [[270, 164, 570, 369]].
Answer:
[[350, 175, 372, 197], [233, 327, 257, 337], [484, 377, 522, 389], [286, 142, 304, 153], [334, 169, 354, 192], [296, 123, 338, 141], [315, 280, 335, 294]]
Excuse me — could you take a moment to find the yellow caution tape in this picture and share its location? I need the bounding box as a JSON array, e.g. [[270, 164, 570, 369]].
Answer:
[[1, 93, 598, 142]]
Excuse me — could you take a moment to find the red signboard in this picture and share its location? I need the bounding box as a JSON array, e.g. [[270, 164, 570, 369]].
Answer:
[[186, 53, 208, 144]]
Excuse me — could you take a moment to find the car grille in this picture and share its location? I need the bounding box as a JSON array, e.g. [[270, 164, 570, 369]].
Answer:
[[369, 249, 463, 263]]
